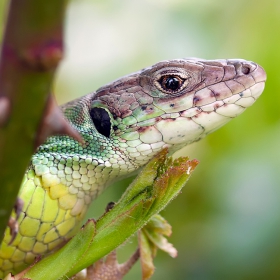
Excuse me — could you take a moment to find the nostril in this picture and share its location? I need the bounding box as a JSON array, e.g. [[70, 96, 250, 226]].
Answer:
[[241, 64, 251, 75]]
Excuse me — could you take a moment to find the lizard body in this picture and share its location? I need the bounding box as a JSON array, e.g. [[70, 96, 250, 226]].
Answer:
[[0, 58, 266, 277]]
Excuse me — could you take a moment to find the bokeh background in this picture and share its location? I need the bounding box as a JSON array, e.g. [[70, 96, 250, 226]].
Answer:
[[2, 0, 280, 279]]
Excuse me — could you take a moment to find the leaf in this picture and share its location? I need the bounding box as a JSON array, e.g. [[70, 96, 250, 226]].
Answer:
[[142, 215, 177, 258], [138, 215, 178, 280], [138, 230, 155, 280]]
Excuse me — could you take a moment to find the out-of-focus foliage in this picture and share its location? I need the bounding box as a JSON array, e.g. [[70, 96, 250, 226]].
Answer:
[[1, 0, 279, 279], [56, 0, 280, 279], [0, 1, 8, 41]]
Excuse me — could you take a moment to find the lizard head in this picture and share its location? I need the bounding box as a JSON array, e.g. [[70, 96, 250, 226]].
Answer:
[[88, 58, 266, 166], [33, 58, 266, 204], [39, 58, 266, 181], [37, 58, 266, 193]]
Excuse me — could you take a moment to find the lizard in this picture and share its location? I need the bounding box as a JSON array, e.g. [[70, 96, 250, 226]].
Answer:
[[0, 58, 266, 277]]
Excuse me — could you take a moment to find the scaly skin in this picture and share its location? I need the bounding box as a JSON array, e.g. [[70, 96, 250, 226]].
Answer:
[[0, 58, 266, 277]]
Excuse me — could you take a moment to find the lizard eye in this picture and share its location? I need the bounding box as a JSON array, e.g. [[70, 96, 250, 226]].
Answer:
[[156, 74, 188, 94], [89, 107, 111, 138]]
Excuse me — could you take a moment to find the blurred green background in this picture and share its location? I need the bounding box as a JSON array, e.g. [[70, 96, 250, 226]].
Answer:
[[3, 0, 280, 279], [56, 1, 280, 279]]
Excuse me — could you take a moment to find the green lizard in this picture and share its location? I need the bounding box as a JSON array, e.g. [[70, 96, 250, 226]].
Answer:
[[0, 58, 266, 277]]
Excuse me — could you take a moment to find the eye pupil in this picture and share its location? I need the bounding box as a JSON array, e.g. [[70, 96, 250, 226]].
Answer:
[[159, 75, 185, 93], [165, 77, 180, 90]]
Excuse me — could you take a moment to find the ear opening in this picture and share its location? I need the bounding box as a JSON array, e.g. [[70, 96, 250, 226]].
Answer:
[[89, 107, 112, 138]]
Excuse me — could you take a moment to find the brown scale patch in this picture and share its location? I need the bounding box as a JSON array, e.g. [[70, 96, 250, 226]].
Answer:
[[121, 110, 133, 118], [214, 103, 222, 110], [193, 96, 200, 105], [210, 90, 220, 98], [138, 126, 150, 133], [141, 106, 154, 114]]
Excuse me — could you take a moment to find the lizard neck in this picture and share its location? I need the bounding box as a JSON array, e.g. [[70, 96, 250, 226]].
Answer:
[[32, 133, 140, 207]]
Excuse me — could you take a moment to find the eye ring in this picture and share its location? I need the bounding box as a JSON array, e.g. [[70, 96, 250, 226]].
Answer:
[[155, 74, 189, 94]]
